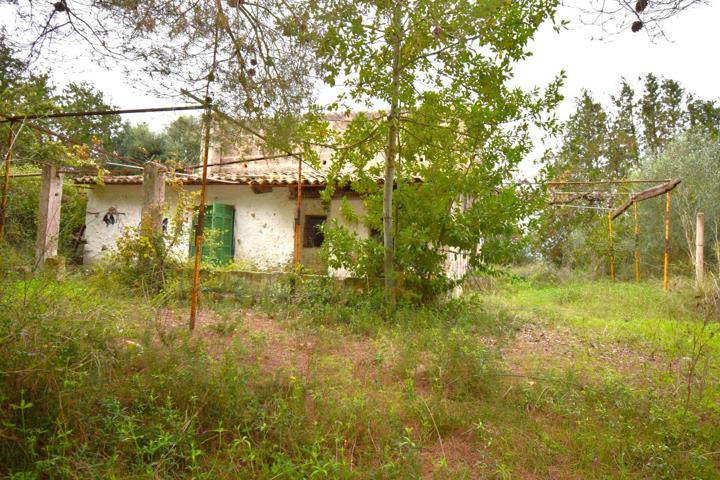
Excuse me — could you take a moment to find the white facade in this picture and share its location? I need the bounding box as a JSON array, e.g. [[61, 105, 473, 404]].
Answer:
[[81, 115, 470, 279], [83, 183, 369, 272]]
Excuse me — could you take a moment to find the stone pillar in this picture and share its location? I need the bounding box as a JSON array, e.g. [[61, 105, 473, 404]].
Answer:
[[140, 162, 165, 234], [35, 164, 63, 263], [696, 212, 704, 284]]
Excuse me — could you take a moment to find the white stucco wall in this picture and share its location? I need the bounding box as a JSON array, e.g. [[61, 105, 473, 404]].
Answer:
[[84, 185, 145, 262], [83, 184, 373, 273], [83, 184, 472, 281]]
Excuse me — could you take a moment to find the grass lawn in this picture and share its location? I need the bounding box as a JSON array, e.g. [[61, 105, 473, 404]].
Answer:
[[1, 267, 718, 479]]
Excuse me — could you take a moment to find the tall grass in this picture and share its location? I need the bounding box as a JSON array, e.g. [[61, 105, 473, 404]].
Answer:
[[1, 257, 719, 478]]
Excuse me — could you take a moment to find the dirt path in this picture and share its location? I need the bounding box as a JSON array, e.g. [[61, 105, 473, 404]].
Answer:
[[499, 319, 682, 392]]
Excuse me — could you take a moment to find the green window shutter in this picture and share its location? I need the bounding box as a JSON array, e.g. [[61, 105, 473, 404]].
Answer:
[[189, 203, 235, 265], [211, 203, 235, 265]]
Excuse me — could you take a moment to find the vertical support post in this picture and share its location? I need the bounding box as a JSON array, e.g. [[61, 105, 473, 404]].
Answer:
[[293, 156, 302, 269], [189, 102, 212, 331], [633, 200, 640, 283], [663, 191, 671, 292], [0, 128, 15, 240], [140, 162, 166, 234], [696, 212, 704, 284], [607, 210, 615, 281], [35, 164, 63, 264]]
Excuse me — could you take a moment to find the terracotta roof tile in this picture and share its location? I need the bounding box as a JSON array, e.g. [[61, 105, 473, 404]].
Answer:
[[74, 168, 327, 186]]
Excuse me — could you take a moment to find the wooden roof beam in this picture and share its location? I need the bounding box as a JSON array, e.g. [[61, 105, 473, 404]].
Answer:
[[611, 178, 681, 220]]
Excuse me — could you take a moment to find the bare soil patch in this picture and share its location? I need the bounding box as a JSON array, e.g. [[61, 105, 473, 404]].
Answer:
[[419, 431, 488, 479], [500, 321, 680, 389]]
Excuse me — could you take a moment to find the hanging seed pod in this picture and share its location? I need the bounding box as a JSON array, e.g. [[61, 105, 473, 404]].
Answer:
[[250, 58, 258, 66], [247, 68, 256, 77], [54, 1, 67, 12], [631, 20, 644, 32], [635, 0, 648, 13]]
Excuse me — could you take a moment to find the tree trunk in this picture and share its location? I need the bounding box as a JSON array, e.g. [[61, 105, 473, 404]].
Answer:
[[383, 4, 402, 306]]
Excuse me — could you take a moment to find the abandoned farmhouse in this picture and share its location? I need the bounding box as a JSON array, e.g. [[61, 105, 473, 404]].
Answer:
[[72, 120, 470, 280]]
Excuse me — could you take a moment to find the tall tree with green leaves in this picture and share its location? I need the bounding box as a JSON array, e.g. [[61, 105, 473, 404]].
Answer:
[[555, 91, 608, 180], [538, 90, 610, 267], [161, 115, 201, 164], [639, 73, 687, 156], [113, 116, 202, 165], [114, 122, 166, 163], [640, 73, 663, 156], [307, 0, 562, 300], [687, 96, 720, 137], [0, 36, 120, 168], [606, 80, 639, 177], [55, 82, 121, 148]]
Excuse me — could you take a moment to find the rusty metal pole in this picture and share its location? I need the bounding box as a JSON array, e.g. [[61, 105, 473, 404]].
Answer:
[[663, 191, 671, 292], [189, 102, 212, 331], [293, 156, 303, 269], [0, 128, 16, 240], [633, 200, 640, 283], [608, 210, 615, 281]]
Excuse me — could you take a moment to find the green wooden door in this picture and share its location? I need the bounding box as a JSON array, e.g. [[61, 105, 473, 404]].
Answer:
[[189, 203, 235, 265]]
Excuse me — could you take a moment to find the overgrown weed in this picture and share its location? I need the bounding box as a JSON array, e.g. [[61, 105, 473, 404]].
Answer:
[[2, 255, 719, 478]]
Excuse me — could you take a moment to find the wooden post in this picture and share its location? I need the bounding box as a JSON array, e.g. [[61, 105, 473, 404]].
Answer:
[[0, 129, 15, 240], [633, 200, 640, 283], [663, 191, 671, 292], [294, 156, 302, 269], [189, 104, 212, 331], [35, 164, 63, 263], [141, 162, 166, 234], [607, 210, 615, 281], [696, 212, 704, 284]]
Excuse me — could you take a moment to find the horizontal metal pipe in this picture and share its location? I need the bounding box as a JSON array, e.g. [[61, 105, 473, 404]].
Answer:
[[0, 105, 204, 123], [548, 179, 671, 185], [550, 204, 610, 211]]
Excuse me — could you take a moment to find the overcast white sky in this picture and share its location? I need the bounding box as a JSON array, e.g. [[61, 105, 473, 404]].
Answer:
[[5, 2, 720, 131], [513, 1, 720, 119]]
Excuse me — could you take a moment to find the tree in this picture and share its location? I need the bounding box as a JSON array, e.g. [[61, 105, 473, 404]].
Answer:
[[55, 82, 122, 148], [0, 39, 101, 260], [635, 129, 720, 271], [307, 0, 562, 300], [161, 115, 201, 165], [687, 97, 720, 137], [0, 36, 120, 168], [0, 35, 24, 92], [538, 74, 719, 273], [4, 0, 316, 119], [555, 91, 609, 180], [114, 122, 166, 163], [639, 73, 663, 155], [113, 116, 202, 165], [639, 73, 687, 156], [537, 91, 610, 267], [607, 80, 639, 177]]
